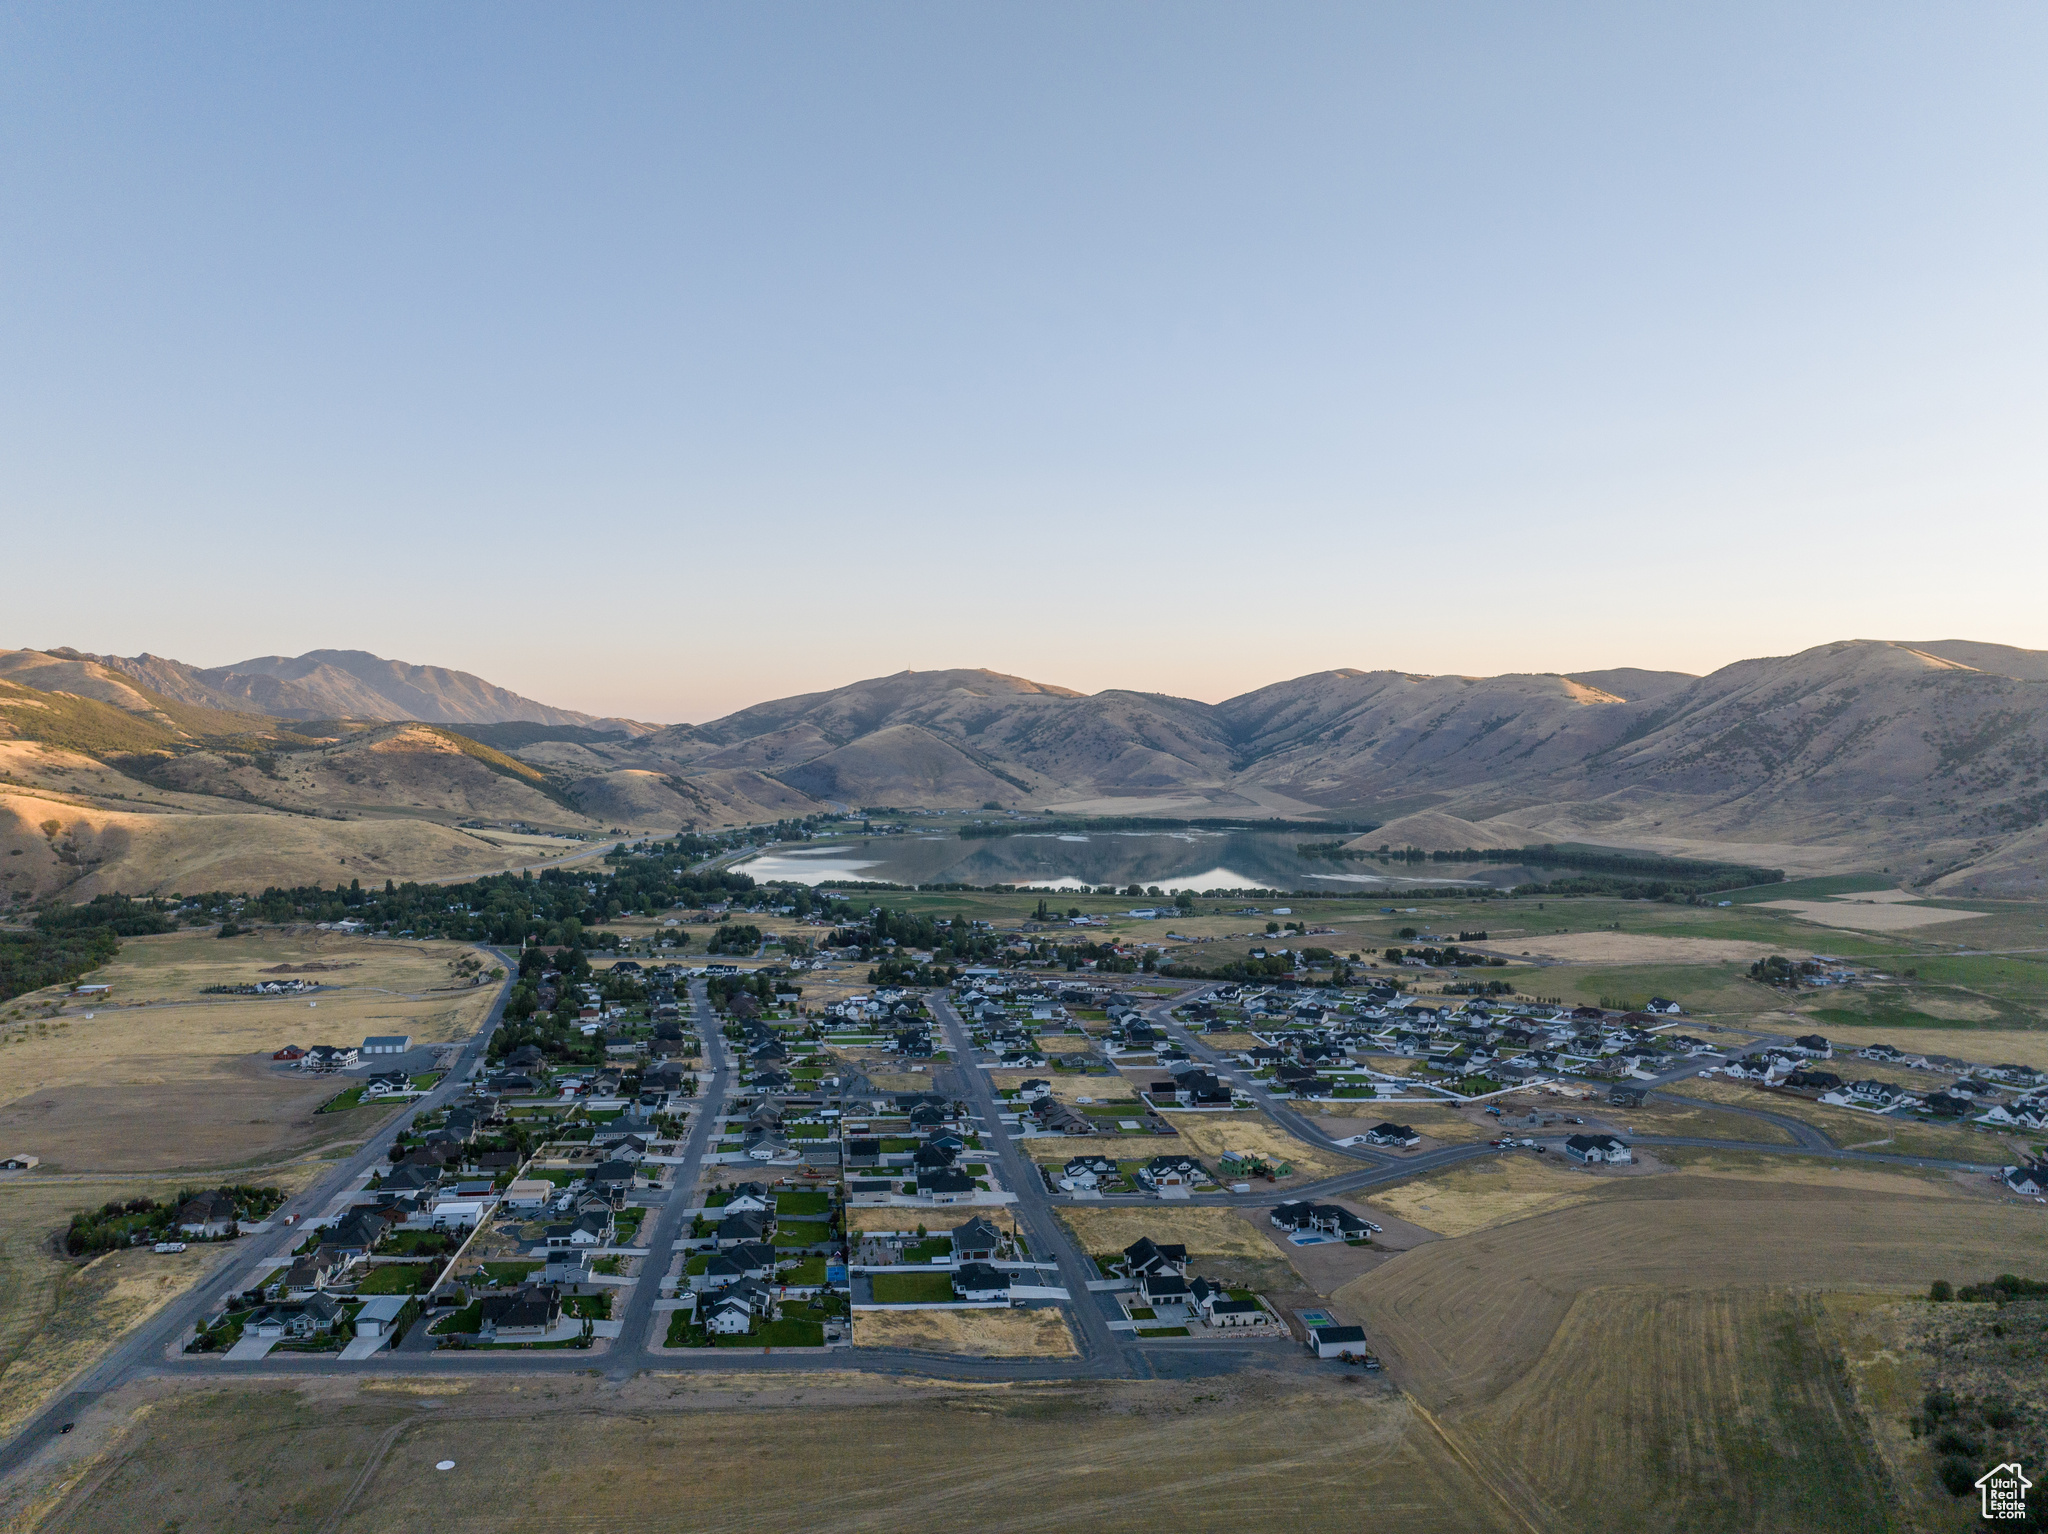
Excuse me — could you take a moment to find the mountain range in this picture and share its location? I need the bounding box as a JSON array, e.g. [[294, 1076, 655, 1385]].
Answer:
[[2, 639, 2046, 900]]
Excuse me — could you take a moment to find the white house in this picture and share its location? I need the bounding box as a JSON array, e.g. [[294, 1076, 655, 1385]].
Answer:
[[1564, 1134, 1632, 1164]]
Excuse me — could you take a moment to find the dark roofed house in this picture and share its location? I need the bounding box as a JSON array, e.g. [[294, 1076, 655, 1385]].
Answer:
[[952, 1262, 1011, 1302], [918, 1167, 977, 1204], [951, 1215, 1004, 1263], [176, 1189, 239, 1238], [480, 1282, 562, 1341], [1364, 1122, 1420, 1148], [1122, 1237, 1188, 1277], [1137, 1155, 1208, 1192], [714, 1209, 772, 1247], [1564, 1133, 1632, 1164]]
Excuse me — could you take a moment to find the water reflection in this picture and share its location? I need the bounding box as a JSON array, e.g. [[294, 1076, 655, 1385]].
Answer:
[[729, 831, 1553, 892]]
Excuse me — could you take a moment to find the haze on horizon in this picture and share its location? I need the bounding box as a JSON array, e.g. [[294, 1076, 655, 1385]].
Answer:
[[5, 4, 2047, 724]]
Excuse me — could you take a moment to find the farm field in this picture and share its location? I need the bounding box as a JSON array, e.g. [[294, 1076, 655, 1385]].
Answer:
[[1339, 1172, 2048, 1417], [11, 1371, 1521, 1534], [851, 1306, 1075, 1356]]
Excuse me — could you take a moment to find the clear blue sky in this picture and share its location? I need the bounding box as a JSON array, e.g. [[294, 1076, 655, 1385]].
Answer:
[[5, 4, 2045, 722]]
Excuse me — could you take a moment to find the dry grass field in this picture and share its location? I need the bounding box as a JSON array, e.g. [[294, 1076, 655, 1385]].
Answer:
[[0, 787, 556, 902], [0, 930, 495, 1172], [1154, 1110, 1348, 1183], [1339, 1174, 2048, 1416], [1365, 1155, 1606, 1238], [1786, 1020, 2048, 1072], [1657, 1078, 2014, 1161], [1056, 1204, 1278, 1262], [0, 1172, 288, 1441], [1482, 933, 1804, 965], [1594, 1096, 1799, 1144], [1308, 1100, 1497, 1144], [852, 1306, 1076, 1356], [13, 1372, 1523, 1534]]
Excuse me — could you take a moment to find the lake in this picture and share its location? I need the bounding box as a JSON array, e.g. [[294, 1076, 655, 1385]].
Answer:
[[730, 830, 1574, 894]]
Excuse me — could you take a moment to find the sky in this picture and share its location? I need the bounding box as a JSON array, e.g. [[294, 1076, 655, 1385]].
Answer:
[[5, 4, 2047, 724]]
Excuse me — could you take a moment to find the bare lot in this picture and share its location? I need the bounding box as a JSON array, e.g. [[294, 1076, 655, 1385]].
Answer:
[[852, 1306, 1075, 1356], [1154, 1110, 1349, 1184], [16, 1373, 1516, 1534], [0, 930, 495, 1172]]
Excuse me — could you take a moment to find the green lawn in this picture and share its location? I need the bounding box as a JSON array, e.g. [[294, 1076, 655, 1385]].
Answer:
[[901, 1238, 951, 1263], [775, 1190, 832, 1217], [430, 1302, 483, 1335], [352, 1264, 431, 1295], [870, 1272, 955, 1304], [773, 1221, 831, 1248], [715, 1315, 824, 1347], [565, 1293, 611, 1320], [408, 1071, 445, 1091], [782, 1256, 828, 1285], [1137, 1325, 1190, 1337], [480, 1261, 541, 1285], [376, 1230, 460, 1257], [317, 1086, 366, 1113]]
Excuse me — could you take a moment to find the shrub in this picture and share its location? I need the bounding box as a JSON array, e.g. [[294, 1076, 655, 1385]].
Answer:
[[1929, 1279, 1953, 1302], [1938, 1456, 1976, 1498]]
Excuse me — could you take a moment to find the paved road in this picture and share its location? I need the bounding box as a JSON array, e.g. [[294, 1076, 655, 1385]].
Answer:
[[606, 978, 727, 1368], [927, 992, 1138, 1373], [0, 946, 525, 1476], [6, 972, 2014, 1481]]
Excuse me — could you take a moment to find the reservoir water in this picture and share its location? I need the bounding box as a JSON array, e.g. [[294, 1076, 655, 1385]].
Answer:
[[730, 830, 1571, 893]]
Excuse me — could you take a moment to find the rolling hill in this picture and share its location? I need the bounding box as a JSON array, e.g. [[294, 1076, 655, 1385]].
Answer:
[[4, 638, 2048, 898]]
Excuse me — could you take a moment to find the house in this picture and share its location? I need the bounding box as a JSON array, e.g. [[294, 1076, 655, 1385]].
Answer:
[[1924, 1092, 1973, 1118], [305, 1044, 358, 1071], [588, 1159, 637, 1196], [1792, 1034, 1833, 1059], [361, 1070, 412, 1099], [722, 1183, 776, 1214], [1845, 1080, 1903, 1107], [1307, 1323, 1371, 1360], [705, 1276, 776, 1334], [847, 1178, 895, 1205], [322, 1210, 391, 1258], [2004, 1164, 2046, 1197], [176, 1190, 239, 1239], [540, 1249, 594, 1285], [1169, 1070, 1232, 1107], [918, 1168, 977, 1204], [1061, 1154, 1119, 1189], [1645, 997, 1682, 1014], [1270, 1200, 1379, 1238], [480, 1282, 562, 1341], [1030, 1098, 1095, 1136], [1122, 1237, 1188, 1277], [361, 1034, 412, 1056], [1857, 1043, 1904, 1062], [1364, 1122, 1420, 1148], [248, 1292, 344, 1340], [545, 1209, 614, 1248], [951, 1215, 1004, 1263], [912, 1143, 959, 1173], [696, 1243, 779, 1290], [1, 1154, 39, 1171], [1206, 1298, 1266, 1328], [1564, 1133, 1632, 1164], [952, 1262, 1011, 1302], [1784, 1069, 1843, 1093], [1137, 1155, 1209, 1192], [283, 1247, 346, 1293], [1139, 1270, 1192, 1306], [714, 1209, 772, 1247], [271, 1045, 305, 1062], [1014, 1078, 1052, 1102]]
